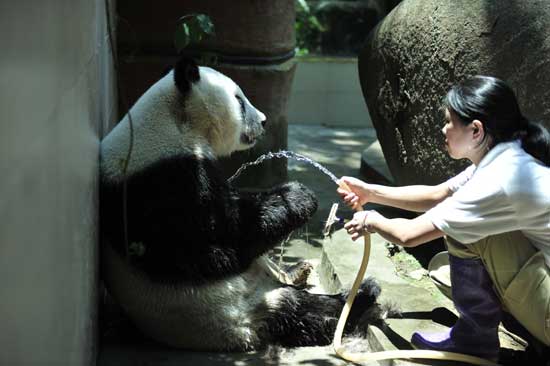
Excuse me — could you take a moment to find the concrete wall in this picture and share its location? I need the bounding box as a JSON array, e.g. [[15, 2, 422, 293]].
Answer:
[[287, 57, 373, 128], [0, 0, 116, 365]]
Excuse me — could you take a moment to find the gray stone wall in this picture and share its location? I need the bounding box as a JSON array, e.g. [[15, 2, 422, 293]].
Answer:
[[0, 0, 116, 364]]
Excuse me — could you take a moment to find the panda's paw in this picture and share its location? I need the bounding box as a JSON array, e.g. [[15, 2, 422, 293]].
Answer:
[[278, 181, 318, 220], [283, 260, 314, 287], [341, 277, 384, 329], [260, 182, 317, 234], [340, 276, 381, 305]]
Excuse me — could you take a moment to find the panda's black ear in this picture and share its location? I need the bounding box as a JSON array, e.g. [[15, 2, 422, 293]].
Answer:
[[174, 57, 200, 95]]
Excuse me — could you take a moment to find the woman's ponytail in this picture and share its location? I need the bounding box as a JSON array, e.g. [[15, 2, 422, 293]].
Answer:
[[520, 119, 550, 166]]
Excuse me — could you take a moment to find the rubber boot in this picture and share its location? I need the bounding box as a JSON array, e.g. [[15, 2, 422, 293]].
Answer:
[[411, 255, 501, 361]]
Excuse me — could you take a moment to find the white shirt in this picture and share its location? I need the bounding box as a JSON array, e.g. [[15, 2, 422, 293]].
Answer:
[[425, 140, 550, 268]]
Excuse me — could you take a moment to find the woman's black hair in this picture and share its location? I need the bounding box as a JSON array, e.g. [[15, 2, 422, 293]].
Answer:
[[443, 75, 550, 166]]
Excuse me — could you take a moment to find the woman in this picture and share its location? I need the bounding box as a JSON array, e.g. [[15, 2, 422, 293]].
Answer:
[[338, 75, 550, 361]]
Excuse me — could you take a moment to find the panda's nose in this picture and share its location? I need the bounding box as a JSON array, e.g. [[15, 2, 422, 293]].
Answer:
[[259, 111, 267, 127]]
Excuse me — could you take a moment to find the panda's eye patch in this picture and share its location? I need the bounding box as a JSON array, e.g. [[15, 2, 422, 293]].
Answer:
[[235, 95, 245, 118]]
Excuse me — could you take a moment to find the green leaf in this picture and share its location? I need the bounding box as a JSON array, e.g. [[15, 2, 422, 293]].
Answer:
[[296, 0, 310, 12], [308, 15, 325, 32], [195, 14, 215, 36], [129, 242, 146, 257], [174, 14, 215, 53], [174, 23, 191, 53], [296, 47, 309, 57]]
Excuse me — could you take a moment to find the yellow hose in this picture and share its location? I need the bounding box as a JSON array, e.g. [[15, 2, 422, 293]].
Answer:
[[333, 181, 500, 366]]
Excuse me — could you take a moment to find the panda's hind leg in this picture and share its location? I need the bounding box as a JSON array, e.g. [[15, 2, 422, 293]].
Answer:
[[257, 277, 382, 347]]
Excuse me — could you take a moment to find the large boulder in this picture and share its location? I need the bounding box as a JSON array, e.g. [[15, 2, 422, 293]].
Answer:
[[359, 0, 550, 186]]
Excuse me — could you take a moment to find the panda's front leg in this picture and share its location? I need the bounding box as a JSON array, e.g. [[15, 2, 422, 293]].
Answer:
[[234, 181, 318, 264]]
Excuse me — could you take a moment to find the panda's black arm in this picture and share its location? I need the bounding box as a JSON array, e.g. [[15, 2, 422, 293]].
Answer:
[[104, 155, 317, 281], [128, 154, 318, 252], [102, 155, 250, 282], [232, 181, 318, 266]]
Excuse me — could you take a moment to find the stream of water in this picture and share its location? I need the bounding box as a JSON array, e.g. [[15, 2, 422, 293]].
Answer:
[[227, 150, 339, 184]]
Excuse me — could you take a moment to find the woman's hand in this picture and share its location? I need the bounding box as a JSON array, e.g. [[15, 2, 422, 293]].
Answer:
[[337, 176, 372, 209], [344, 210, 381, 241]]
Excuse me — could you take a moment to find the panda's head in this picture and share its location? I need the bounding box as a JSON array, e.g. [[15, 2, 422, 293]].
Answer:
[[174, 58, 267, 157]]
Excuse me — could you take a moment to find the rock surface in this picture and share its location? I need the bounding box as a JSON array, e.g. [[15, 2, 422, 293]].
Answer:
[[359, 0, 550, 185]]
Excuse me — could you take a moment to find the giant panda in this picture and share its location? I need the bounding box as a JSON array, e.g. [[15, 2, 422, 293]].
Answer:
[[100, 57, 383, 351]]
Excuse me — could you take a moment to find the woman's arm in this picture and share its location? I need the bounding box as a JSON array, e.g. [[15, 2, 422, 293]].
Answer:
[[368, 183, 453, 212], [345, 210, 444, 247], [338, 176, 452, 212]]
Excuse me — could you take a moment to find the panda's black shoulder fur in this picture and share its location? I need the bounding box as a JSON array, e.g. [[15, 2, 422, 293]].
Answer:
[[100, 153, 318, 285], [101, 153, 238, 283], [173, 57, 200, 97]]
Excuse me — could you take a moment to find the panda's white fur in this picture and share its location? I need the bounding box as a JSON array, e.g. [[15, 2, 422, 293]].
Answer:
[[101, 66, 265, 182], [100, 57, 381, 350], [103, 244, 287, 350]]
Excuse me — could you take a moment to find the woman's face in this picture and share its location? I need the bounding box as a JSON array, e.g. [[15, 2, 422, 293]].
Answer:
[[442, 109, 475, 160]]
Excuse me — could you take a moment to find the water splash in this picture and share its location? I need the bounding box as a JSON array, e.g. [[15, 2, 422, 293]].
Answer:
[[228, 150, 339, 184]]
